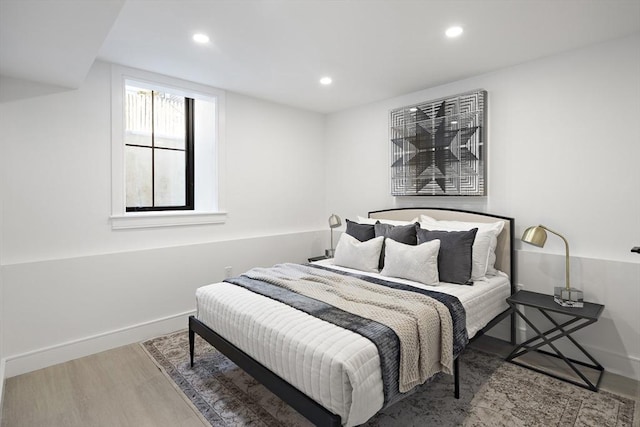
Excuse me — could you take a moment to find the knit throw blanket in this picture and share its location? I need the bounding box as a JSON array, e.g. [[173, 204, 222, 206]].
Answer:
[[240, 263, 454, 393]]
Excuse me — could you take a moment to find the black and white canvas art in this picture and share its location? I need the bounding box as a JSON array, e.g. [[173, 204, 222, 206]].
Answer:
[[390, 90, 487, 196]]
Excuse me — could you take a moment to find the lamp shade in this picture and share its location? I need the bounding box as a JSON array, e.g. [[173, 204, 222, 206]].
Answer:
[[521, 226, 547, 247], [328, 214, 342, 229]]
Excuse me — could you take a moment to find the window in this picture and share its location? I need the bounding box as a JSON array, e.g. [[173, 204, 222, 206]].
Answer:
[[111, 66, 226, 229], [125, 85, 194, 211]]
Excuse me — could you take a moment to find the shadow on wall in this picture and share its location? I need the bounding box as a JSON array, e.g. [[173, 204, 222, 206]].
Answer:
[[0, 76, 72, 103]]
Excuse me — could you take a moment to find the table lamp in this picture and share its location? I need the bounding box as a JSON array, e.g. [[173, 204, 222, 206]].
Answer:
[[325, 214, 342, 257], [521, 225, 583, 308]]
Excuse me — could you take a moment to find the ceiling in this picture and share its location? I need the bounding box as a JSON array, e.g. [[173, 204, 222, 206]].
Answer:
[[1, 0, 639, 113]]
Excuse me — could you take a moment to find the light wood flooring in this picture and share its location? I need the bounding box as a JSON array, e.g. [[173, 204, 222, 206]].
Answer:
[[1, 344, 208, 427], [1, 335, 638, 427]]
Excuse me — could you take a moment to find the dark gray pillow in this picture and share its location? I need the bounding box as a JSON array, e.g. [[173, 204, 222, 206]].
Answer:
[[417, 228, 478, 285], [374, 222, 419, 269], [345, 219, 375, 242], [374, 222, 419, 244]]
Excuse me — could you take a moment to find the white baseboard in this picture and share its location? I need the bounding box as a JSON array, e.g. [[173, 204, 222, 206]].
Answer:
[[0, 357, 6, 420], [4, 310, 195, 378], [578, 344, 639, 381]]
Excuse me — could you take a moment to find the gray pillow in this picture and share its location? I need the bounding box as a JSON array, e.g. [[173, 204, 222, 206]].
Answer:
[[417, 228, 478, 285], [374, 222, 419, 244], [345, 219, 375, 242], [374, 222, 419, 269]]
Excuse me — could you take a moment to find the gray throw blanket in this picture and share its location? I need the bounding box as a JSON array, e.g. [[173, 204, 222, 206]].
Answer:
[[242, 263, 454, 392]]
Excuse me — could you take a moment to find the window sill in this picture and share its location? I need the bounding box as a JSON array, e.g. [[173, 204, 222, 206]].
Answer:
[[110, 211, 227, 230]]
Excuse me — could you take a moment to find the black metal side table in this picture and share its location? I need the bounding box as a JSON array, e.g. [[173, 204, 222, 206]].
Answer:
[[506, 290, 605, 391]]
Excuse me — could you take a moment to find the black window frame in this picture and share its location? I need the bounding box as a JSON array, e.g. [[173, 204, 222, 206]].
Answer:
[[125, 92, 195, 212]]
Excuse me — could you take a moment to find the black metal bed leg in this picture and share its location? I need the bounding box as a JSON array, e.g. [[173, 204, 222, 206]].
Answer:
[[510, 310, 517, 345], [189, 322, 195, 367], [454, 357, 460, 399]]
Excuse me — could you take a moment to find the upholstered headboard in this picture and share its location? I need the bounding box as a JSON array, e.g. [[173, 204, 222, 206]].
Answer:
[[368, 208, 515, 282]]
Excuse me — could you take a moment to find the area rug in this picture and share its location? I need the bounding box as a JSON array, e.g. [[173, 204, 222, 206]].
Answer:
[[142, 330, 636, 427]]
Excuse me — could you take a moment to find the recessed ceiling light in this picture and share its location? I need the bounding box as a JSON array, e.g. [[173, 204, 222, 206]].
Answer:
[[193, 33, 210, 44], [409, 107, 418, 112], [445, 26, 463, 38], [320, 76, 332, 85]]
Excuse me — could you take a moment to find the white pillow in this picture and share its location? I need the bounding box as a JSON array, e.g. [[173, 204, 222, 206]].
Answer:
[[380, 238, 440, 285], [333, 234, 384, 273], [356, 215, 419, 226], [418, 215, 505, 234], [418, 214, 504, 279]]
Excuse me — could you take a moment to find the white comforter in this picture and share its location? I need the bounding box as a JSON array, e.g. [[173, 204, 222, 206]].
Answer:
[[195, 261, 510, 426]]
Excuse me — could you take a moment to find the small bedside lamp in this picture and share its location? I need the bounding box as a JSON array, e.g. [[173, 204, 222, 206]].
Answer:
[[325, 214, 342, 257], [521, 225, 583, 308]]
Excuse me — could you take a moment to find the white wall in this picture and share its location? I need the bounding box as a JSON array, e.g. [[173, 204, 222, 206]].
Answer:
[[325, 34, 640, 379], [0, 61, 329, 376], [1, 61, 327, 265], [0, 155, 4, 410]]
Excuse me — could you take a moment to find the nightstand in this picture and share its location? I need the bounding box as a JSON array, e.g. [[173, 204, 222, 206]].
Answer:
[[506, 290, 604, 391], [308, 255, 330, 262]]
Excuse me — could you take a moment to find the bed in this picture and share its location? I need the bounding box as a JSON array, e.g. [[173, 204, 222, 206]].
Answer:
[[189, 207, 516, 426]]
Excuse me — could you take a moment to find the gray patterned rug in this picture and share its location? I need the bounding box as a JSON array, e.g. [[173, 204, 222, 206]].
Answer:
[[142, 330, 636, 426]]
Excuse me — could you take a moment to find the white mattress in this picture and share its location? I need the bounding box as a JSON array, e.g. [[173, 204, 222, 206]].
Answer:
[[195, 261, 510, 426]]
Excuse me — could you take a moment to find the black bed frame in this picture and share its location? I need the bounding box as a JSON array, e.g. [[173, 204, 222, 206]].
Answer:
[[189, 208, 516, 426]]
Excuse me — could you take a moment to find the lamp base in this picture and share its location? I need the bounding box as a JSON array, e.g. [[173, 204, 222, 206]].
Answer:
[[554, 286, 584, 308], [325, 249, 335, 258]]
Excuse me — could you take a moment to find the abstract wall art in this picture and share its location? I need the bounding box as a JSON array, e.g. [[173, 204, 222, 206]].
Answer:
[[389, 90, 487, 196]]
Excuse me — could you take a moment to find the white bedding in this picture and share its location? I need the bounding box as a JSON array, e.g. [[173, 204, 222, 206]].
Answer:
[[195, 261, 510, 426]]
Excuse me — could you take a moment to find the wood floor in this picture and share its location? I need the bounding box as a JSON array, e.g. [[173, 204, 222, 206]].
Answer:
[[2, 335, 638, 427], [1, 344, 208, 427]]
